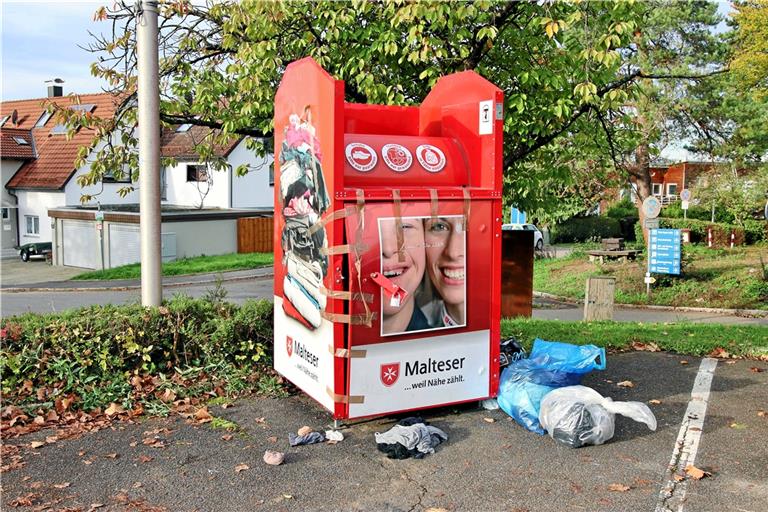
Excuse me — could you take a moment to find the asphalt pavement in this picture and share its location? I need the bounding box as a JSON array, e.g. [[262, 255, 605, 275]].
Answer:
[[2, 352, 766, 511]]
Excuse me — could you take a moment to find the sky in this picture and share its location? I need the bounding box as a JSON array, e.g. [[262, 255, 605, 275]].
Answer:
[[1, 0, 735, 161], [1, 0, 109, 101]]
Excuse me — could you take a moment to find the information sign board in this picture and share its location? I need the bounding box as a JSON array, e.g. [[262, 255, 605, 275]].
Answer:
[[649, 228, 681, 275]]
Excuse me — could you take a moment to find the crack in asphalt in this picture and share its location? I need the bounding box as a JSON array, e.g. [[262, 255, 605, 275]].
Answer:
[[401, 468, 428, 512]]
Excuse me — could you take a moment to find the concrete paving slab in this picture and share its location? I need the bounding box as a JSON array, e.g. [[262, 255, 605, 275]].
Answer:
[[0, 259, 85, 287], [4, 352, 761, 512]]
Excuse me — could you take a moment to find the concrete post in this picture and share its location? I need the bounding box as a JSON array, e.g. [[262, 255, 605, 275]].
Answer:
[[137, 0, 162, 306]]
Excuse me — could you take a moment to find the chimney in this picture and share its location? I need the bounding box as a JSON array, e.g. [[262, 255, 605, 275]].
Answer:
[[47, 85, 63, 97]]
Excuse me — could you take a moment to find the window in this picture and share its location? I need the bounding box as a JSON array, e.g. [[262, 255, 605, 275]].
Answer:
[[268, 161, 274, 186], [25, 215, 39, 235], [652, 183, 662, 196], [176, 123, 193, 132], [103, 170, 131, 184], [0, 115, 9, 127], [34, 111, 53, 128], [186, 164, 208, 182], [667, 183, 678, 196], [12, 136, 29, 145], [50, 104, 96, 134], [2, 208, 9, 219]]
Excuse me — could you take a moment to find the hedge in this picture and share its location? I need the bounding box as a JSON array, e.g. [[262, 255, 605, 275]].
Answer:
[[633, 218, 767, 246], [0, 297, 275, 413], [550, 216, 622, 243]]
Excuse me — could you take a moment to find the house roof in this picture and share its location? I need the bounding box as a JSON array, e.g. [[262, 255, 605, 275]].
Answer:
[[2, 93, 122, 190], [160, 124, 241, 159], [0, 127, 36, 160], [2, 92, 242, 190]]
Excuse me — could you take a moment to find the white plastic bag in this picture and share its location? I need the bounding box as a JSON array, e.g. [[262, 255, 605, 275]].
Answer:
[[539, 385, 657, 448]]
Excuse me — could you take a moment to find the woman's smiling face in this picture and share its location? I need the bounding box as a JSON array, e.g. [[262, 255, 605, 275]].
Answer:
[[424, 217, 465, 307], [380, 217, 425, 316]]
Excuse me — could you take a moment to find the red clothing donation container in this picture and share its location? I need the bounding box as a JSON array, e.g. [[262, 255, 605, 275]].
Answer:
[[274, 58, 503, 420]]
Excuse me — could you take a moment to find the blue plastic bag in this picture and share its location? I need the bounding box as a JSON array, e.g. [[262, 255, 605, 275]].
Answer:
[[497, 339, 606, 435]]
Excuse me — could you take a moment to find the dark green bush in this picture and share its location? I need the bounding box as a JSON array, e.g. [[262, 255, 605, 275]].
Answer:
[[606, 198, 637, 219], [0, 297, 275, 412], [663, 201, 734, 223], [743, 219, 768, 244], [550, 216, 622, 243]]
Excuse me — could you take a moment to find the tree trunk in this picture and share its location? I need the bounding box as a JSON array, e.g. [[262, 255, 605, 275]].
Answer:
[[629, 143, 653, 243]]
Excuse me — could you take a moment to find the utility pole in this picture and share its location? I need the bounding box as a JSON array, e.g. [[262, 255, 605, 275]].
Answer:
[[137, 0, 162, 306]]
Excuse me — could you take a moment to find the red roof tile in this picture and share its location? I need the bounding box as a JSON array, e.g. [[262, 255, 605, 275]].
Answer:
[[160, 124, 241, 159], [0, 127, 35, 160], [2, 93, 122, 189]]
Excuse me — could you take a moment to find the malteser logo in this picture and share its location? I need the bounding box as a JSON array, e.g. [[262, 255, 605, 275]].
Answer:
[[286, 336, 293, 357], [380, 363, 400, 387]]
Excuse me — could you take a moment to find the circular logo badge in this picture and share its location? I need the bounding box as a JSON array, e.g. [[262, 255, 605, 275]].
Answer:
[[345, 143, 377, 172], [415, 144, 446, 173], [381, 144, 413, 172]]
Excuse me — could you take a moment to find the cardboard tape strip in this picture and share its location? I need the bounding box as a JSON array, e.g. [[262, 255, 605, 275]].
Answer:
[[321, 311, 377, 325], [392, 189, 405, 262], [326, 386, 365, 404], [308, 206, 357, 235], [328, 346, 368, 358], [356, 188, 365, 231], [430, 189, 439, 223], [463, 188, 471, 232], [320, 243, 369, 256], [320, 287, 374, 303]]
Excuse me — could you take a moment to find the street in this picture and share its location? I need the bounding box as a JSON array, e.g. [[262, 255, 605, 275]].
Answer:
[[2, 352, 766, 512]]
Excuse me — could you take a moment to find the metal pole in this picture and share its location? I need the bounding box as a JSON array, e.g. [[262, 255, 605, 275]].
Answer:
[[137, 0, 162, 306]]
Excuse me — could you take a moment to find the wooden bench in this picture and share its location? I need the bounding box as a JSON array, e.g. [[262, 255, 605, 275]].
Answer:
[[586, 249, 641, 264]]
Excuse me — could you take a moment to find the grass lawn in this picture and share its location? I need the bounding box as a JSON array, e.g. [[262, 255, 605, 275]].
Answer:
[[502, 317, 768, 359], [72, 252, 274, 280], [535, 243, 768, 310]]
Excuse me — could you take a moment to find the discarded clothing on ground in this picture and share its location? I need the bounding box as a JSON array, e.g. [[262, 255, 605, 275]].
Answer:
[[325, 430, 344, 443], [375, 416, 448, 460], [289, 431, 326, 446]]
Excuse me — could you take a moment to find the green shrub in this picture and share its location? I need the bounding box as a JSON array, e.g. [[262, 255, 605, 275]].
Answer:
[[550, 216, 622, 243], [663, 201, 734, 223], [743, 219, 768, 244], [606, 198, 636, 219], [0, 297, 275, 413]]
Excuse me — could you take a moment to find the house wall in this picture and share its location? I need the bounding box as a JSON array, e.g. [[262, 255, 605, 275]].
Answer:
[[64, 137, 140, 206], [163, 161, 230, 208], [229, 140, 274, 209], [161, 219, 237, 259], [2, 160, 23, 254], [17, 189, 64, 245]]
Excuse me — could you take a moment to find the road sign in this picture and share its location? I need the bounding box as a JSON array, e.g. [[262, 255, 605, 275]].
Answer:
[[649, 228, 681, 275], [644, 276, 656, 284], [95, 211, 104, 221], [642, 196, 661, 219], [680, 189, 691, 202], [644, 218, 660, 229]]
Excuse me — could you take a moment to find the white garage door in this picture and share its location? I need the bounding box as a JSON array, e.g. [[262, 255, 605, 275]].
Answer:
[[62, 220, 97, 269], [109, 224, 140, 268]]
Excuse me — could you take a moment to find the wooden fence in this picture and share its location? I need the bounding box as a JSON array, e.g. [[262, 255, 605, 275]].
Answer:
[[237, 216, 273, 253]]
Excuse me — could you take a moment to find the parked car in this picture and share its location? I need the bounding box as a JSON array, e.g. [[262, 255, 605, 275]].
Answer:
[[19, 242, 52, 262], [501, 223, 544, 250]]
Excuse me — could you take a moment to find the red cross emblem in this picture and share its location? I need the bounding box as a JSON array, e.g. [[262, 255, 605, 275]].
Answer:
[[380, 363, 400, 387]]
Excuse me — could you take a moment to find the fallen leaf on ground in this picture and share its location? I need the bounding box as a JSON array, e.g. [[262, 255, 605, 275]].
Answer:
[[254, 417, 266, 424], [282, 494, 293, 500], [749, 367, 764, 373], [221, 434, 234, 441], [235, 463, 250, 473], [52, 482, 71, 489], [29, 441, 45, 449], [708, 347, 730, 359], [297, 425, 313, 436], [757, 410, 766, 417], [104, 403, 125, 416], [89, 503, 105, 511], [221, 403, 233, 409], [8, 493, 40, 507], [680, 360, 689, 365], [78, 451, 86, 456], [129, 441, 138, 447], [673, 474, 685, 482], [631, 341, 660, 352], [729, 422, 747, 429], [649, 399, 662, 405], [617, 381, 634, 388], [158, 389, 176, 403], [267, 436, 278, 443], [608, 483, 631, 492], [263, 450, 285, 466], [33, 416, 45, 425], [137, 455, 153, 463], [132, 482, 143, 489], [483, 417, 495, 423], [685, 465, 711, 480], [83, 460, 94, 465], [194, 407, 213, 424], [105, 452, 119, 459]]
